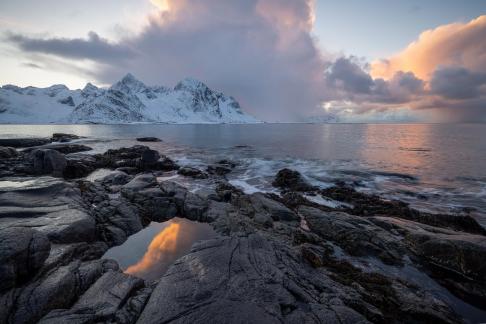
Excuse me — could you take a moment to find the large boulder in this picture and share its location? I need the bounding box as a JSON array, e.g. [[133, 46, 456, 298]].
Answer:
[[178, 166, 208, 179], [30, 149, 67, 177], [272, 168, 316, 192], [24, 143, 92, 154], [136, 137, 162, 142], [51, 133, 82, 142], [0, 227, 50, 292], [0, 138, 51, 148]]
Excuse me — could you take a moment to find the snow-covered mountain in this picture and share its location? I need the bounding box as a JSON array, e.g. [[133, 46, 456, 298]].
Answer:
[[0, 74, 260, 124]]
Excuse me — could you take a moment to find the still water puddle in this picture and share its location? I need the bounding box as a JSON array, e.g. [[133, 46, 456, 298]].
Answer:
[[103, 217, 217, 281]]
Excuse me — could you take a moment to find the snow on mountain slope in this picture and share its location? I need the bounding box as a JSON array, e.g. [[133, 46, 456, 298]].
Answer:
[[0, 74, 260, 124]]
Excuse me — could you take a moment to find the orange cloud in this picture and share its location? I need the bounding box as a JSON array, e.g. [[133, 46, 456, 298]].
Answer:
[[371, 15, 486, 80], [126, 222, 180, 276]]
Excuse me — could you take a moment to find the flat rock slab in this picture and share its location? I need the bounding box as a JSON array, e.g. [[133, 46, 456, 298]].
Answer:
[[0, 138, 51, 148], [0, 177, 95, 243]]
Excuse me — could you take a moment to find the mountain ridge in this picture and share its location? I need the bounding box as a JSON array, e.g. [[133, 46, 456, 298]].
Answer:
[[0, 74, 260, 124]]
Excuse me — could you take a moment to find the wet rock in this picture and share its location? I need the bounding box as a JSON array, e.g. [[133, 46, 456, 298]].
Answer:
[[139, 149, 160, 169], [51, 133, 82, 143], [98, 170, 132, 186], [300, 206, 405, 265], [155, 156, 179, 171], [273, 168, 316, 192], [0, 177, 96, 244], [64, 153, 98, 179], [250, 192, 299, 222], [178, 166, 208, 179], [321, 185, 486, 235], [96, 145, 149, 168], [0, 227, 50, 293], [0, 259, 117, 324], [0, 137, 51, 148], [215, 181, 244, 202], [184, 192, 208, 221], [40, 271, 152, 324], [80, 181, 143, 246], [136, 137, 162, 142], [24, 143, 92, 154], [122, 173, 157, 191], [372, 216, 486, 307], [30, 149, 67, 177], [0, 147, 18, 159]]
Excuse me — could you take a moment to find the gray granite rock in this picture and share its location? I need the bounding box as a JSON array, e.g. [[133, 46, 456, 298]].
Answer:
[[30, 149, 67, 177], [0, 147, 18, 159], [0, 227, 50, 293]]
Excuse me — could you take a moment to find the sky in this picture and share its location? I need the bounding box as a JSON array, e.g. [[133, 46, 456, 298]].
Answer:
[[1, 0, 485, 122]]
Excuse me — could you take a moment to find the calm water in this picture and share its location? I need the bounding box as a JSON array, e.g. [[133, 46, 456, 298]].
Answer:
[[0, 123, 485, 224], [103, 218, 217, 281]]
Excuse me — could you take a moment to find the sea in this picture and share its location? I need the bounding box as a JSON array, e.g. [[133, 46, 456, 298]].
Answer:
[[1, 123, 484, 225]]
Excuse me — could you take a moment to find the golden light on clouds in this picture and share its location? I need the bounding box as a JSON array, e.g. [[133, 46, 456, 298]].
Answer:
[[371, 15, 486, 81], [150, 0, 170, 12], [125, 222, 180, 276]]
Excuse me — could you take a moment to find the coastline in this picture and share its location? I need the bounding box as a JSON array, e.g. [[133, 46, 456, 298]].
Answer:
[[1, 134, 485, 323]]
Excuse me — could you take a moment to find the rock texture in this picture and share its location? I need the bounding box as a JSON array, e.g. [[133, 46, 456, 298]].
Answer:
[[0, 143, 485, 324]]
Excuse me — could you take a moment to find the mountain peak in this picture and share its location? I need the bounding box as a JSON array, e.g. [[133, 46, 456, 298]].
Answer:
[[112, 73, 148, 93], [174, 78, 209, 92]]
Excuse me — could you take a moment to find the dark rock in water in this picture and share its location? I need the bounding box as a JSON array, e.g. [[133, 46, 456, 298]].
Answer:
[[30, 149, 67, 177], [155, 156, 179, 171], [116, 166, 140, 175], [321, 185, 486, 235], [139, 149, 160, 169], [215, 181, 244, 202], [0, 227, 50, 293], [0, 146, 18, 159], [273, 168, 316, 192], [207, 159, 236, 176], [96, 145, 179, 172], [178, 166, 208, 179], [51, 133, 82, 143], [0, 137, 51, 148], [136, 137, 162, 142], [24, 143, 92, 154]]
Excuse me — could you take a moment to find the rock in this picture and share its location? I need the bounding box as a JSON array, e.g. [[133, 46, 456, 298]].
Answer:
[[98, 170, 132, 186], [178, 166, 208, 179], [299, 206, 405, 265], [96, 145, 149, 168], [272, 168, 316, 192], [0, 259, 117, 324], [154, 156, 179, 171], [24, 143, 92, 154], [207, 164, 232, 176], [122, 173, 157, 191], [0, 137, 51, 148], [0, 147, 18, 159], [64, 153, 98, 179], [136, 137, 162, 142], [139, 149, 160, 169], [51, 133, 82, 142], [40, 271, 151, 324], [30, 149, 67, 177], [249, 192, 299, 222], [0, 227, 50, 292], [321, 185, 486, 235], [372, 216, 486, 308], [184, 192, 208, 221], [0, 177, 96, 244]]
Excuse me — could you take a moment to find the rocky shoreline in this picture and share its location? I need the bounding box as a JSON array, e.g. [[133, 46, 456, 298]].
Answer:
[[0, 134, 485, 323]]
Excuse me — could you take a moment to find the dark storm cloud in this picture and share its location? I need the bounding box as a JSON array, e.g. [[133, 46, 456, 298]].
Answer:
[[4, 0, 328, 122], [430, 67, 486, 100], [6, 31, 136, 62]]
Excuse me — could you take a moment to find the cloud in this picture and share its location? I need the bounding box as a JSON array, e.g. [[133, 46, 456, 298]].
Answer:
[[430, 67, 486, 100], [21, 62, 42, 69], [4, 5, 486, 122], [371, 15, 486, 80], [5, 0, 326, 121], [6, 31, 137, 63]]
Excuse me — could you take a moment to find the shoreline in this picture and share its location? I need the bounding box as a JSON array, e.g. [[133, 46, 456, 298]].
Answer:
[[1, 134, 486, 323]]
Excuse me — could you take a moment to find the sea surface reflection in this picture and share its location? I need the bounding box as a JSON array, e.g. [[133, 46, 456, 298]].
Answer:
[[103, 218, 217, 281]]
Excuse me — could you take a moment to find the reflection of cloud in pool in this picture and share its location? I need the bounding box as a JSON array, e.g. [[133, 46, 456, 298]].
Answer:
[[123, 218, 217, 281], [126, 222, 181, 279]]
